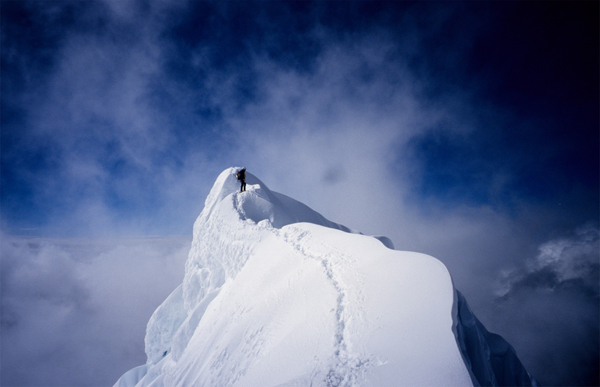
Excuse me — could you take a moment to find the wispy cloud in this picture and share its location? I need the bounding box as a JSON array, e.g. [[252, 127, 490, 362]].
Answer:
[[498, 224, 599, 298]]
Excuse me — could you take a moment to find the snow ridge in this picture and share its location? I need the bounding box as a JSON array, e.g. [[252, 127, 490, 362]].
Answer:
[[114, 167, 536, 387]]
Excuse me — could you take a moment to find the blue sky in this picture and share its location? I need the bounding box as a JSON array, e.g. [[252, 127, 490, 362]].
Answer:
[[1, 1, 598, 386]]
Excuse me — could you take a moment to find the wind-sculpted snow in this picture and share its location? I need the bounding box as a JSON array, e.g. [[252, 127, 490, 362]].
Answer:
[[182, 168, 354, 311], [114, 168, 536, 387]]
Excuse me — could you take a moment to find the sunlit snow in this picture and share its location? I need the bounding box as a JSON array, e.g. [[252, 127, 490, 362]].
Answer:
[[114, 168, 536, 387]]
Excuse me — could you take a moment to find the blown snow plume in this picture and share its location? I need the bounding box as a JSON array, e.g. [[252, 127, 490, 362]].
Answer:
[[114, 168, 536, 387]]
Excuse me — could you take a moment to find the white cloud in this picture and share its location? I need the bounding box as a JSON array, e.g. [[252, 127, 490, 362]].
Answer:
[[1, 233, 190, 386], [497, 223, 599, 297]]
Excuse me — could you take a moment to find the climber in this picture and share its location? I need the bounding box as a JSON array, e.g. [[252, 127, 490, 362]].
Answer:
[[237, 168, 246, 192]]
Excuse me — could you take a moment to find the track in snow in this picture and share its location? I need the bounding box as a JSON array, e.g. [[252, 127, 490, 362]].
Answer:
[[278, 225, 372, 387]]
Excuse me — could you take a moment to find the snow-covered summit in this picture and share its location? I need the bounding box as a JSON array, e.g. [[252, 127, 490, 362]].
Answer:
[[115, 168, 536, 387], [201, 167, 355, 231]]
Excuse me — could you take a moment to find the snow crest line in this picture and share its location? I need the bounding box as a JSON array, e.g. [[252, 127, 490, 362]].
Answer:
[[204, 186, 371, 386], [116, 169, 536, 387], [277, 226, 372, 387]]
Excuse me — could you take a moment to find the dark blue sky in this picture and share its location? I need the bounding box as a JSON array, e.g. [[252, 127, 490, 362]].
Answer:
[[2, 1, 597, 237], [1, 1, 598, 386]]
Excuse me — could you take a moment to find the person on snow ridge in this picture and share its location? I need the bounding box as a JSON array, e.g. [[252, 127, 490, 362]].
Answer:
[[237, 168, 246, 192]]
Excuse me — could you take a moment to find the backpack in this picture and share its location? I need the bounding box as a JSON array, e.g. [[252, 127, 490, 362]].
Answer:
[[237, 168, 246, 180]]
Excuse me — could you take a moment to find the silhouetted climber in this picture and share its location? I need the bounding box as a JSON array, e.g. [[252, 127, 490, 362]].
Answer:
[[237, 168, 246, 192]]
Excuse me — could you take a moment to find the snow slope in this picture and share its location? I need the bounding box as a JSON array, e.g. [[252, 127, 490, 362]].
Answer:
[[114, 168, 536, 387]]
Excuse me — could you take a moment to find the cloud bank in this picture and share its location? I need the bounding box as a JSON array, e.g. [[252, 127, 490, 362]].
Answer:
[[1, 233, 190, 386]]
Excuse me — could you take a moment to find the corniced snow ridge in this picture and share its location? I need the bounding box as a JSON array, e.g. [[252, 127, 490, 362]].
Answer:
[[114, 167, 537, 387]]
